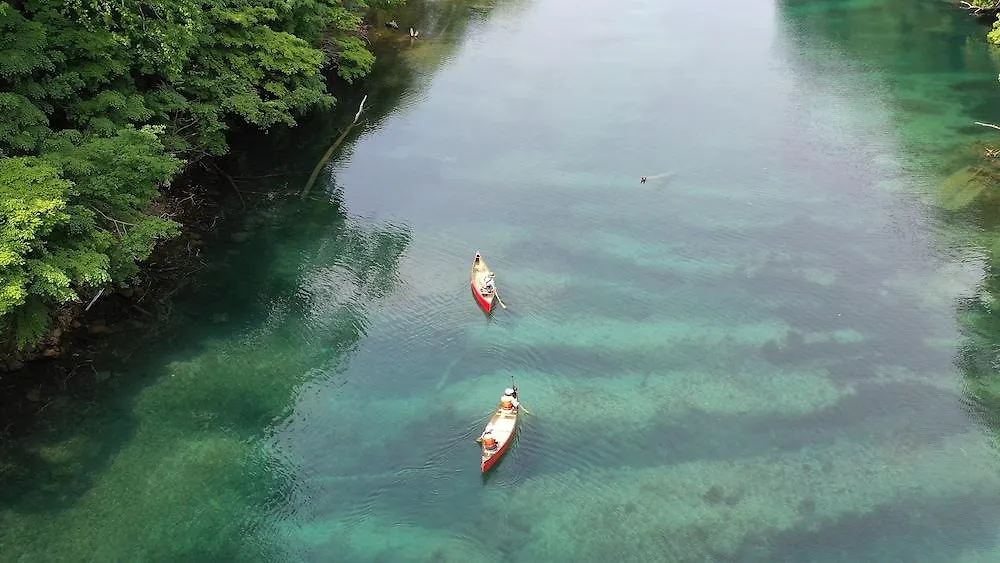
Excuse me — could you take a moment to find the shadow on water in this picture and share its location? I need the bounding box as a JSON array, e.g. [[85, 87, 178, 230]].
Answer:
[[0, 188, 412, 547], [227, 0, 509, 184], [759, 2, 1000, 560], [777, 0, 1000, 419], [734, 489, 1000, 563], [0, 1, 511, 559]]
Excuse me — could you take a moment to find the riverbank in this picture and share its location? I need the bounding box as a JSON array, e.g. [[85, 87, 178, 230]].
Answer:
[[0, 0, 493, 438], [0, 140, 270, 433], [0, 0, 433, 361]]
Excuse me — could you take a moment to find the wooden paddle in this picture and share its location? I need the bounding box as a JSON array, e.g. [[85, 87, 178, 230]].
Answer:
[[494, 291, 507, 309], [510, 376, 527, 415]]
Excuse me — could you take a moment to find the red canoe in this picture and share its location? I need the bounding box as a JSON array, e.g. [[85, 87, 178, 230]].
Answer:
[[470, 251, 497, 314], [478, 385, 521, 473]]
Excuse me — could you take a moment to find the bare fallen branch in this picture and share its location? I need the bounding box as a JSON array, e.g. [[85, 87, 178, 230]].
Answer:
[[232, 172, 310, 180], [208, 161, 246, 209], [354, 94, 368, 123], [132, 303, 154, 317], [91, 206, 136, 229], [960, 0, 1000, 14], [85, 288, 105, 311], [301, 95, 369, 199]]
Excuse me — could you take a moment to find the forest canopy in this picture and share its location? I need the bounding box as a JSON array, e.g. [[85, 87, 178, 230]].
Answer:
[[0, 0, 401, 352]]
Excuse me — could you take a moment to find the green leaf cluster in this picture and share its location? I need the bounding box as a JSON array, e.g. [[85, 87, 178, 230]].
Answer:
[[0, 0, 393, 352], [990, 22, 1000, 47]]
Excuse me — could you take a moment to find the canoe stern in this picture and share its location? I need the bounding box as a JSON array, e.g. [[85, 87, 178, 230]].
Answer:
[[480, 411, 519, 473], [471, 281, 494, 313]]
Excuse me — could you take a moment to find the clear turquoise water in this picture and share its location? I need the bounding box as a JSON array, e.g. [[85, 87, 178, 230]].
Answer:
[[6, 0, 1000, 561]]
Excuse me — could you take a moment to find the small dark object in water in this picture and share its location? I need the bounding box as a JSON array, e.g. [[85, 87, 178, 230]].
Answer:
[[640, 176, 647, 183], [385, 20, 399, 29], [703, 485, 726, 504]]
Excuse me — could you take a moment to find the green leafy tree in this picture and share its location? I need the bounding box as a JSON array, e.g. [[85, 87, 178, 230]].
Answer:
[[40, 126, 183, 279], [0, 127, 181, 350], [0, 157, 85, 348], [0, 0, 402, 353], [990, 17, 1000, 46]]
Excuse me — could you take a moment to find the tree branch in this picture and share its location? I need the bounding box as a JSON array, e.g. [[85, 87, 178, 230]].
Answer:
[[85, 288, 105, 311], [207, 161, 246, 209], [301, 95, 368, 199], [960, 1, 1000, 15]]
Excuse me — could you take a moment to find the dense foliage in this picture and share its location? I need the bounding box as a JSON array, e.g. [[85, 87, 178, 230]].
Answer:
[[965, 1, 1000, 44], [0, 0, 401, 352]]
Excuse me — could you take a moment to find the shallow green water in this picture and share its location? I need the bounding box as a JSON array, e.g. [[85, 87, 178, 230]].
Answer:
[[6, 0, 1000, 561]]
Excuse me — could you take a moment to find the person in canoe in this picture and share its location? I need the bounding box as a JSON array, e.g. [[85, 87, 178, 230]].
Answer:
[[482, 272, 496, 295], [478, 389, 518, 447], [481, 431, 498, 451], [500, 388, 519, 412]]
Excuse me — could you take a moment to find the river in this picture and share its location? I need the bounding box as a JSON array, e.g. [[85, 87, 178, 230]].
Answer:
[[4, 0, 1000, 561]]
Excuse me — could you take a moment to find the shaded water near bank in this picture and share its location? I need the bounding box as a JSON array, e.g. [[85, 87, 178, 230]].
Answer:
[[6, 0, 1000, 561]]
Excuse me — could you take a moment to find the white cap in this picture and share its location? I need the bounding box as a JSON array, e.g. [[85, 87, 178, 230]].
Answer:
[[504, 388, 514, 395]]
